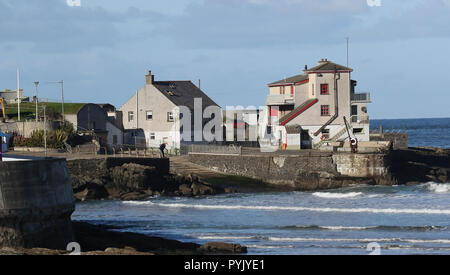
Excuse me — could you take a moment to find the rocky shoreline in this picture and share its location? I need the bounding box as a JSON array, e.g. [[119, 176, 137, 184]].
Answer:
[[69, 147, 450, 202], [0, 221, 247, 255], [71, 162, 225, 201]]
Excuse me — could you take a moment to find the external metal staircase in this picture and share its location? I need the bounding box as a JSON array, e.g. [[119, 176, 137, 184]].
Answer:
[[313, 124, 352, 149]]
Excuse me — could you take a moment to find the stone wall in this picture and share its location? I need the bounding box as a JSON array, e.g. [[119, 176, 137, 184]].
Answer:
[[188, 153, 336, 187], [371, 132, 408, 150], [66, 157, 170, 178], [332, 153, 391, 177], [188, 152, 394, 189], [0, 158, 75, 249]]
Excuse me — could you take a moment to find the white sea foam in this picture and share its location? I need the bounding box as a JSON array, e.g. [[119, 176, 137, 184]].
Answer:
[[319, 226, 376, 231], [197, 236, 254, 240], [123, 201, 450, 215], [425, 182, 450, 193], [268, 237, 450, 244], [312, 192, 363, 199]]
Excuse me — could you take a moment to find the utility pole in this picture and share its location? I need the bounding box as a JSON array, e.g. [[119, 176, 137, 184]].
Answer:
[[17, 69, 20, 121], [43, 105, 47, 157], [34, 81, 39, 122], [60, 80, 65, 122]]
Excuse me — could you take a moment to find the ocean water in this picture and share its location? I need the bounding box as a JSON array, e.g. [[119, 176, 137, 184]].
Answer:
[[371, 117, 450, 148], [73, 118, 450, 255]]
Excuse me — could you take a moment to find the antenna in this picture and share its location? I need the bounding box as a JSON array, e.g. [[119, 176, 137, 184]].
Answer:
[[345, 37, 350, 68], [17, 68, 20, 121]]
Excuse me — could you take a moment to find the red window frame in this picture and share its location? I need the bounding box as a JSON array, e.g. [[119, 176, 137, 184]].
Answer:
[[320, 83, 329, 95], [321, 105, 330, 116], [291, 86, 294, 95]]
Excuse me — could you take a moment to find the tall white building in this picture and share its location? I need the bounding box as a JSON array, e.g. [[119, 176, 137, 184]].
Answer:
[[262, 59, 371, 150]]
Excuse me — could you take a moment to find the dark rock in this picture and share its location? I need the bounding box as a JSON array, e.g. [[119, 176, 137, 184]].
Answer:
[[110, 163, 159, 190], [406, 181, 421, 186], [120, 192, 149, 201], [74, 183, 108, 201], [178, 184, 193, 197], [191, 182, 215, 196], [199, 242, 247, 254]]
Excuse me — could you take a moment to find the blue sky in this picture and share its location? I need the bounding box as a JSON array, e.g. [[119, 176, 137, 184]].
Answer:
[[1, 0, 450, 119]]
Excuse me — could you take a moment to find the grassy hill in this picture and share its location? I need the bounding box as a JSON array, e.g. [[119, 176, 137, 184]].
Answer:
[[2, 102, 86, 120]]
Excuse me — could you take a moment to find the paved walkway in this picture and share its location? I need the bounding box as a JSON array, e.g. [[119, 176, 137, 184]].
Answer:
[[169, 156, 228, 179]]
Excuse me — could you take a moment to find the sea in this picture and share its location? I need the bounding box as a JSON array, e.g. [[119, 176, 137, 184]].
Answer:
[[73, 118, 450, 255]]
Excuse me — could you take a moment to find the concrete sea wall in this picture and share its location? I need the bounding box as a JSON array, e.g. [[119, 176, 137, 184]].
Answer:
[[0, 158, 75, 249], [188, 152, 394, 189]]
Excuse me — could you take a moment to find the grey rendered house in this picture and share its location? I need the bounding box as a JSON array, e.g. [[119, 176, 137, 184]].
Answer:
[[65, 103, 124, 149], [119, 70, 220, 149]]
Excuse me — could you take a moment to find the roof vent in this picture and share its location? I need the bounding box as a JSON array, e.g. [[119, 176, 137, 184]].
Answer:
[[169, 84, 177, 89], [167, 91, 175, 96]]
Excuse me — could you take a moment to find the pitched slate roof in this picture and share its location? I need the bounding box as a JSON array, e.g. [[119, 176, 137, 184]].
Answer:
[[306, 61, 353, 72], [268, 74, 309, 86], [153, 81, 220, 110]]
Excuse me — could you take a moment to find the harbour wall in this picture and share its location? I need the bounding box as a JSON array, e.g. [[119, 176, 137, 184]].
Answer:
[[188, 152, 394, 189], [0, 158, 75, 249]]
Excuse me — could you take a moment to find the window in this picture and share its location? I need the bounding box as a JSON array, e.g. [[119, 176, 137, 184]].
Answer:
[[321, 105, 330, 116], [150, 133, 156, 140], [353, 128, 363, 134], [280, 86, 285, 95], [321, 129, 330, 139], [128, 111, 134, 122], [320, 83, 329, 95], [291, 86, 294, 95], [351, 105, 358, 116], [167, 112, 174, 122], [146, 111, 153, 120]]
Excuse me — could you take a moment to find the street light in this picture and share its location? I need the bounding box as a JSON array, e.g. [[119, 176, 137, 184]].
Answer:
[[33, 81, 39, 122], [45, 80, 65, 122]]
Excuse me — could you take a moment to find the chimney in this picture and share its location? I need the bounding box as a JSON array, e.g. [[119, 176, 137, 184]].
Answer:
[[304, 65, 308, 71], [145, 70, 154, 85]]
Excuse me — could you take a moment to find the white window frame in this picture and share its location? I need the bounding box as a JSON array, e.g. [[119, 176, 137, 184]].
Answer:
[[167, 112, 174, 122], [128, 111, 134, 122], [146, 110, 153, 120]]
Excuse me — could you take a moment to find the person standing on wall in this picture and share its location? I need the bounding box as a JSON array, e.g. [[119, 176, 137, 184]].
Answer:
[[159, 143, 167, 158]]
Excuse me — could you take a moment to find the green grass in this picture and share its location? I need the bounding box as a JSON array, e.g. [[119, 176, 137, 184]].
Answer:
[[3, 102, 86, 120]]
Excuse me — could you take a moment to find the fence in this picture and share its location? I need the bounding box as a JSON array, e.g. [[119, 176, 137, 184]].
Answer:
[[181, 144, 242, 155]]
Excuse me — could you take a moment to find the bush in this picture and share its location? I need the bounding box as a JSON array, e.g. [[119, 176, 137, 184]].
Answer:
[[12, 128, 70, 149]]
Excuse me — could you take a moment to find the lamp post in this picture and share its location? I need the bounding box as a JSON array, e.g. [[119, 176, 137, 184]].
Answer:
[[34, 81, 39, 122]]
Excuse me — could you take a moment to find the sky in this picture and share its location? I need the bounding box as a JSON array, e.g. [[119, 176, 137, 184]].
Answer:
[[1, 0, 450, 119]]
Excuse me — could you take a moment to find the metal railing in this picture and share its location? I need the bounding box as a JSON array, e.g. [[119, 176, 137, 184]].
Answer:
[[350, 115, 370, 124], [351, 93, 371, 102], [265, 94, 295, 106], [181, 144, 242, 155]]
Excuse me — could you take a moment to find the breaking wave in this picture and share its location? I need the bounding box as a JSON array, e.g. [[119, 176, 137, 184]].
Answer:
[[425, 182, 450, 193], [123, 201, 450, 215], [312, 192, 363, 199], [277, 225, 447, 231], [195, 234, 450, 245]]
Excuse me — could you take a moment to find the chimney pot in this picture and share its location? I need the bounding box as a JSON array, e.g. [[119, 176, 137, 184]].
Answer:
[[146, 69, 154, 85]]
